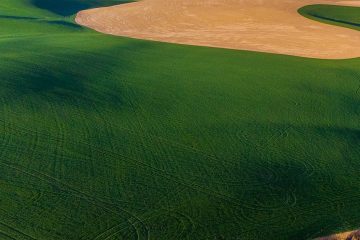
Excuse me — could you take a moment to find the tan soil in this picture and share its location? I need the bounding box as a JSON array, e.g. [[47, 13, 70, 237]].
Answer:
[[335, 1, 360, 6], [75, 0, 360, 59], [316, 229, 360, 240]]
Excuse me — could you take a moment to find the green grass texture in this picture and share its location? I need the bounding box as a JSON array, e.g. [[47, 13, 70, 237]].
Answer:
[[0, 1, 359, 239]]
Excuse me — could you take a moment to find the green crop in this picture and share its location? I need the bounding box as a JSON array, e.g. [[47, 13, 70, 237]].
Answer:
[[0, 1, 359, 239]]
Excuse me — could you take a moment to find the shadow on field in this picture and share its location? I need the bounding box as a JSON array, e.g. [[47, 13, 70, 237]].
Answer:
[[31, 0, 89, 16], [31, 0, 132, 16], [0, 40, 150, 110], [46, 20, 82, 29], [0, 15, 82, 29], [0, 15, 37, 20]]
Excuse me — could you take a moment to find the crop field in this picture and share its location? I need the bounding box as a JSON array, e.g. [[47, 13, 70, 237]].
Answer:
[[0, 1, 359, 239]]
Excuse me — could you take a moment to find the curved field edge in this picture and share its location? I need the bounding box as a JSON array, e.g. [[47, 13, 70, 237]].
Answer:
[[298, 4, 360, 31], [0, 1, 359, 240], [73, 1, 360, 59]]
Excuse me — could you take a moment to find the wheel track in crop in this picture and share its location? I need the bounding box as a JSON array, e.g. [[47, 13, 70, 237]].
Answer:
[[4, 108, 358, 232], [1, 95, 261, 191], [0, 221, 36, 240], [1, 100, 358, 237], [0, 109, 330, 215], [0, 115, 282, 211], [0, 159, 149, 240], [2, 95, 245, 186]]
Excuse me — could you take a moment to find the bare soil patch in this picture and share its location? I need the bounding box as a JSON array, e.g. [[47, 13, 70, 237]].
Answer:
[[316, 229, 360, 240], [76, 0, 360, 59], [335, 1, 360, 6]]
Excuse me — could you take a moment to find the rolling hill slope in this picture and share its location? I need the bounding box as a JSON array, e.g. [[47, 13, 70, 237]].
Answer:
[[0, 1, 359, 239]]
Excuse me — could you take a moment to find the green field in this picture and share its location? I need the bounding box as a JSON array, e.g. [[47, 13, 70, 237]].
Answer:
[[0, 1, 359, 239]]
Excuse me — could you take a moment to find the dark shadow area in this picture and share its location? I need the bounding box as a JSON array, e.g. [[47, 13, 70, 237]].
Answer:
[[0, 15, 38, 20], [31, 0, 132, 16], [0, 15, 83, 29], [46, 20, 82, 28], [0, 40, 145, 109], [0, 15, 82, 29]]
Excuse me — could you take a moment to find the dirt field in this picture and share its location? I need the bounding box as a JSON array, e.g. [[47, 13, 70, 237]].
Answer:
[[316, 230, 360, 240], [75, 0, 360, 59], [336, 1, 360, 6]]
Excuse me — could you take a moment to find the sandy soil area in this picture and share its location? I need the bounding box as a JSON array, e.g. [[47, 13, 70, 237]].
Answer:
[[76, 0, 360, 59], [316, 229, 360, 240], [335, 1, 360, 6]]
